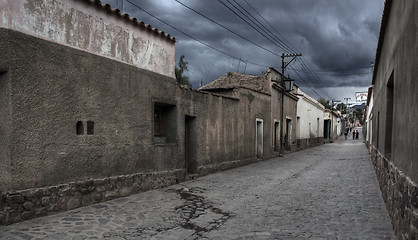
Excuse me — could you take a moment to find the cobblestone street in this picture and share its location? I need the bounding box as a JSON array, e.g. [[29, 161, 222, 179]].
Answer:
[[0, 129, 395, 239]]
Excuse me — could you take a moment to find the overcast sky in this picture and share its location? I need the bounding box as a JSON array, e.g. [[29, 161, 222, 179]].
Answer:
[[102, 0, 385, 103]]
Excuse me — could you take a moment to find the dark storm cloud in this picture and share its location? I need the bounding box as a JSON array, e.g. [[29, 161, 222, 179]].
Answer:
[[102, 0, 384, 99]]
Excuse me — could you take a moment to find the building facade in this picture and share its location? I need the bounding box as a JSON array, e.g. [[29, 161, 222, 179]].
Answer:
[[369, 0, 418, 238], [0, 0, 181, 225], [364, 86, 373, 144], [199, 68, 299, 156], [295, 87, 325, 150], [323, 110, 339, 142], [0, 0, 324, 225]]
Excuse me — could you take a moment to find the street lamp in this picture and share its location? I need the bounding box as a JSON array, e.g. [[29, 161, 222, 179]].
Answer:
[[283, 78, 294, 92]]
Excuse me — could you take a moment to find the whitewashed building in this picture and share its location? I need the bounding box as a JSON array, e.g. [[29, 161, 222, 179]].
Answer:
[[365, 86, 373, 145], [295, 87, 325, 150]]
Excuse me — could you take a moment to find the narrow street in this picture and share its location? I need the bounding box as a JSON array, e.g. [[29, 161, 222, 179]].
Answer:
[[0, 128, 395, 240]]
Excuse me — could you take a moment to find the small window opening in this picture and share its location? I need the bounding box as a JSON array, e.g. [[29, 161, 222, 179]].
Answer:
[[154, 103, 177, 143], [76, 121, 84, 135], [87, 121, 94, 135]]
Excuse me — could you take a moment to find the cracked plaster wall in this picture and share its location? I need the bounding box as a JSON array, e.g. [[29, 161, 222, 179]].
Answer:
[[0, 0, 175, 78]]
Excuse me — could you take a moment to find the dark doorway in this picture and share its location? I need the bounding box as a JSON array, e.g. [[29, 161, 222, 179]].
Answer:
[[274, 121, 280, 151], [185, 116, 196, 174], [256, 119, 263, 158], [385, 72, 394, 158], [285, 118, 292, 150], [324, 119, 331, 140]]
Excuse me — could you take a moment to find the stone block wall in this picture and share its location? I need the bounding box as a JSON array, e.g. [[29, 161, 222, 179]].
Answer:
[[296, 137, 324, 152], [197, 157, 259, 177], [0, 170, 184, 225], [369, 146, 418, 239]]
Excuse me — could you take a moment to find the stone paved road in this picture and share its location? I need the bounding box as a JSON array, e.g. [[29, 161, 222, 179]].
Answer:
[[0, 128, 395, 239]]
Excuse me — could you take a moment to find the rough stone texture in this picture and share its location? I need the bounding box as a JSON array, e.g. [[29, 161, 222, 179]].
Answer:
[[296, 137, 324, 151], [0, 133, 395, 239], [0, 170, 183, 225], [372, 0, 418, 183], [370, 145, 418, 239]]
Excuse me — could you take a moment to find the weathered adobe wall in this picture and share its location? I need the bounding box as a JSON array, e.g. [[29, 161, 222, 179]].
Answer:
[[0, 28, 182, 192], [179, 87, 272, 176], [296, 94, 324, 139], [270, 87, 299, 153], [371, 1, 418, 238], [0, 0, 175, 78], [372, 0, 418, 184], [236, 88, 272, 160], [283, 92, 298, 152], [0, 28, 185, 225], [270, 87, 283, 153], [0, 29, 274, 225]]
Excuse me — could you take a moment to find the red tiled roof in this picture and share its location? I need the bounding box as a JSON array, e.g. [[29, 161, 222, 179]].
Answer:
[[83, 0, 176, 42]]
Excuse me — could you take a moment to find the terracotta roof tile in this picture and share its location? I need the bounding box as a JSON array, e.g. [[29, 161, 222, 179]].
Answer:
[[199, 72, 271, 95], [82, 0, 176, 42]]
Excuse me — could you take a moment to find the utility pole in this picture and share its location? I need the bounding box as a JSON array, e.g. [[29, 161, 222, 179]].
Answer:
[[281, 53, 302, 78], [344, 97, 351, 105], [344, 97, 351, 127], [280, 53, 302, 153]]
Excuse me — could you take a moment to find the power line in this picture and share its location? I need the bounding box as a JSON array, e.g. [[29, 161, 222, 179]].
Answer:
[[243, 0, 299, 54], [127, 0, 344, 100], [173, 0, 282, 58], [292, 69, 372, 76], [218, 0, 335, 99], [125, 0, 269, 68], [232, 0, 295, 54], [295, 59, 335, 99], [294, 66, 372, 73], [239, 0, 340, 100], [220, 0, 291, 53]]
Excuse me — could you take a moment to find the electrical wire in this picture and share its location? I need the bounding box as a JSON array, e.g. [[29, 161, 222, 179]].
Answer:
[[216, 0, 335, 99], [173, 0, 282, 58], [125, 0, 269, 68], [126, 0, 352, 100]]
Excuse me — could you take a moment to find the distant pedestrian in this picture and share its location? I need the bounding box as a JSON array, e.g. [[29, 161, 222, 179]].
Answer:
[[349, 127, 352, 132], [352, 130, 356, 139], [344, 128, 348, 140], [356, 130, 359, 139]]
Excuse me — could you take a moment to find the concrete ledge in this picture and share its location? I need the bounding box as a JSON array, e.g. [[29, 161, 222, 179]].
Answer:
[[197, 157, 258, 177], [369, 145, 418, 239], [296, 137, 324, 151], [0, 169, 185, 225]]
